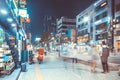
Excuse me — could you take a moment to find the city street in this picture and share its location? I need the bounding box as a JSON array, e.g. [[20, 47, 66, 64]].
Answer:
[[0, 0, 120, 80], [18, 54, 120, 80]]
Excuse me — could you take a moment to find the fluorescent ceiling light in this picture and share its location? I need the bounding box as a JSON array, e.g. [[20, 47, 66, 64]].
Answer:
[[7, 18, 13, 22], [1, 9, 8, 14], [11, 23, 16, 27]]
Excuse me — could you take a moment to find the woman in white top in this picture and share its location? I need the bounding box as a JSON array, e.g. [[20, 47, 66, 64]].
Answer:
[[90, 44, 98, 72]]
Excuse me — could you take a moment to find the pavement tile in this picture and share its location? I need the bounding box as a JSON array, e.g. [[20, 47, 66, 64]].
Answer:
[[0, 68, 21, 80]]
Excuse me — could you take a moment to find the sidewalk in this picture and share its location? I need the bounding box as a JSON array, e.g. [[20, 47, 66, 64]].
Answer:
[[0, 68, 21, 80], [60, 51, 120, 70]]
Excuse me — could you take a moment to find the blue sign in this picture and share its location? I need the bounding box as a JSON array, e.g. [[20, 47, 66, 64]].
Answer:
[[67, 28, 71, 37]]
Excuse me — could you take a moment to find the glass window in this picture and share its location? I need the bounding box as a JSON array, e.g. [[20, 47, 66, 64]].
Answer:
[[78, 18, 81, 22], [102, 11, 107, 18]]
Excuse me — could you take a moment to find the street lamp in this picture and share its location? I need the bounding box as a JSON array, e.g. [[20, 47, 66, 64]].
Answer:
[[111, 19, 119, 52]]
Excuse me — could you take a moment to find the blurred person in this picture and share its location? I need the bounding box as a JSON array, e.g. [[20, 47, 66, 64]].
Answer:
[[72, 46, 78, 63], [37, 48, 44, 64], [87, 44, 92, 56], [90, 44, 99, 72], [99, 41, 110, 73]]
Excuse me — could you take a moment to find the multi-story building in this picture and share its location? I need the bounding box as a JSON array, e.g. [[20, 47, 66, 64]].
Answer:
[[43, 15, 56, 36], [113, 0, 120, 52], [76, 4, 95, 44], [56, 16, 76, 43], [76, 0, 120, 52], [94, 0, 110, 46]]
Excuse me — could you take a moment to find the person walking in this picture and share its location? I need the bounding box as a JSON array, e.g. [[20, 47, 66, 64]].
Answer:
[[99, 41, 110, 74], [72, 46, 78, 63], [90, 44, 98, 72]]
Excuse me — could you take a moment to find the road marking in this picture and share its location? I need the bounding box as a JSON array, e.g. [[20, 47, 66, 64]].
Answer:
[[34, 63, 43, 80]]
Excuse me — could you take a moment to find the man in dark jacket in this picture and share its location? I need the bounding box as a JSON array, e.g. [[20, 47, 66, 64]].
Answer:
[[99, 41, 110, 73]]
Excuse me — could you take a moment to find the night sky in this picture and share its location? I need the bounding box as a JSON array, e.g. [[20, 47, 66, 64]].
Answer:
[[27, 0, 97, 42]]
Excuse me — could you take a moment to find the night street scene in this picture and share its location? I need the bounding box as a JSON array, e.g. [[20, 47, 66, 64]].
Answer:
[[0, 0, 120, 80]]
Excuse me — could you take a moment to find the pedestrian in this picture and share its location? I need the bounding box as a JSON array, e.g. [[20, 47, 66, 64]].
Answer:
[[99, 41, 110, 74], [90, 44, 99, 72], [87, 44, 91, 56], [72, 46, 78, 63]]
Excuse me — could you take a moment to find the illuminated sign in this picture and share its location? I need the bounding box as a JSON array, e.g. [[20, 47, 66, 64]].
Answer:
[[10, 0, 19, 17], [19, 9, 27, 18], [101, 2, 107, 7]]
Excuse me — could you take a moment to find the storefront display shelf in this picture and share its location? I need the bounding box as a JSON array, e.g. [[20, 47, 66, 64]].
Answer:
[[0, 44, 15, 74]]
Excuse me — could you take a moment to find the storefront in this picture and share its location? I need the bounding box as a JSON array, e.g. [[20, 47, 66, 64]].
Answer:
[[114, 23, 120, 53], [77, 34, 89, 53], [0, 26, 16, 74]]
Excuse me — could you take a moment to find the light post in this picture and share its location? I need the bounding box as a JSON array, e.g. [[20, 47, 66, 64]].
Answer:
[[111, 19, 119, 52]]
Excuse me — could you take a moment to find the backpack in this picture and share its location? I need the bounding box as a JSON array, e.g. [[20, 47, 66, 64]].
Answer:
[[102, 47, 109, 57]]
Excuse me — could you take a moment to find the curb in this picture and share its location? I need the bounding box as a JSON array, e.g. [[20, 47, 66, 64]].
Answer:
[[16, 68, 21, 80]]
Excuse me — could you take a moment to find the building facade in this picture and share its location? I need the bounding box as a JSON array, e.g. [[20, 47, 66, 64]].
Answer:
[[56, 16, 76, 43], [76, 4, 95, 45], [113, 0, 120, 52], [76, 0, 120, 52], [0, 0, 30, 74]]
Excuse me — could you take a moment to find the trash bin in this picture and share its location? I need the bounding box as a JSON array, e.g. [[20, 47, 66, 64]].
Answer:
[[21, 63, 27, 72]]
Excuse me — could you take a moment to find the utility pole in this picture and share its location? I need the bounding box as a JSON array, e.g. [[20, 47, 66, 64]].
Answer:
[[111, 0, 115, 52]]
